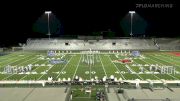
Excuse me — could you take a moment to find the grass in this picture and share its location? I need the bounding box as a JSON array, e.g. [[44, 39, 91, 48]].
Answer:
[[71, 85, 105, 101], [0, 51, 180, 81], [1, 51, 180, 101]]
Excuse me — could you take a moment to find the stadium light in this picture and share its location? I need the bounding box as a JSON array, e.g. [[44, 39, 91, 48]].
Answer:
[[45, 11, 52, 40], [129, 11, 136, 38], [45, 11, 52, 14]]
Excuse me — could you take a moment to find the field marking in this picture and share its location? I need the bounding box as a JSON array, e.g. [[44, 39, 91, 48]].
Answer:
[[21, 54, 66, 80], [133, 59, 160, 80], [2, 55, 37, 79], [0, 53, 22, 64], [2, 55, 38, 80], [56, 56, 74, 79], [107, 56, 126, 80], [72, 54, 82, 79], [0, 54, 32, 71], [20, 54, 67, 80], [135, 59, 160, 79], [157, 53, 180, 66], [37, 65, 54, 80], [147, 54, 178, 80], [0, 52, 23, 59], [89, 55, 92, 80], [98, 54, 107, 76], [108, 55, 144, 80], [124, 64, 143, 80], [16, 56, 38, 66], [38, 54, 69, 80], [160, 53, 180, 63], [148, 54, 179, 79], [19, 60, 48, 80], [149, 54, 178, 67], [0, 54, 33, 69], [31, 60, 50, 72]]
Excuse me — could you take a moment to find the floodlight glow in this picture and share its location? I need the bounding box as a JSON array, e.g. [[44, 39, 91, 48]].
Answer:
[[129, 11, 135, 14], [129, 11, 135, 38], [45, 11, 52, 40], [45, 11, 52, 14]]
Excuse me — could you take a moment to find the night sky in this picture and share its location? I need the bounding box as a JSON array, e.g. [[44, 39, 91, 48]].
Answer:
[[0, 0, 179, 46]]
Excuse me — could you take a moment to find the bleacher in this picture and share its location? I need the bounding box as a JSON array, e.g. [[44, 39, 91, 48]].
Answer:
[[24, 38, 158, 51], [155, 38, 180, 50]]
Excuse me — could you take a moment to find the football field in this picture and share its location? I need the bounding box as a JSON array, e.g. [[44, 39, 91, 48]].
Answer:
[[0, 51, 180, 81]]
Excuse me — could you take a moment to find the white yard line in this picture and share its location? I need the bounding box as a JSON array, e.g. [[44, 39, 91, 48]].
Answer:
[[0, 52, 23, 59], [2, 55, 37, 80], [31, 61, 48, 72], [89, 64, 91, 80], [107, 56, 126, 80], [72, 55, 82, 79], [157, 53, 180, 67], [109, 54, 143, 80], [133, 59, 160, 80], [0, 53, 22, 65], [19, 60, 48, 80], [16, 56, 37, 66], [160, 53, 180, 63], [89, 55, 92, 80], [22, 54, 66, 80], [56, 56, 74, 79], [147, 55, 178, 80], [38, 54, 69, 80], [0, 55, 32, 68], [98, 54, 107, 76], [37, 65, 53, 80], [125, 64, 143, 80]]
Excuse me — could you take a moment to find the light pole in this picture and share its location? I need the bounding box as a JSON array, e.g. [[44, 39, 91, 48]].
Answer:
[[45, 11, 52, 40], [129, 11, 135, 38]]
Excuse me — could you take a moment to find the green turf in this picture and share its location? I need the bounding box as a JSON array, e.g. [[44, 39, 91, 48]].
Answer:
[[71, 85, 105, 101], [0, 51, 180, 81]]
